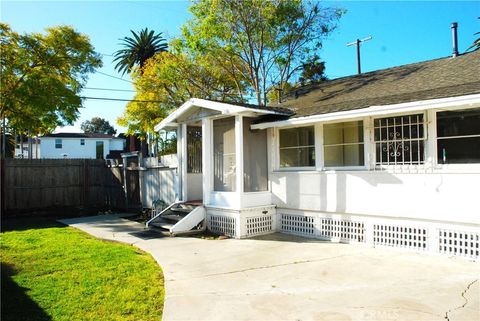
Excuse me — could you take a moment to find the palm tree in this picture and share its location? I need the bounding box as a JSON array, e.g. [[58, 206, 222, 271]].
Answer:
[[113, 28, 168, 75]]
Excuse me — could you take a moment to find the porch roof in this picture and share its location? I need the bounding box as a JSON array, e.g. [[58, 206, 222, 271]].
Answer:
[[154, 98, 292, 131]]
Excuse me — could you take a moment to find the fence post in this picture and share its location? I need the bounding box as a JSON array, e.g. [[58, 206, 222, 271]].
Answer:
[[83, 159, 88, 209], [0, 158, 5, 215]]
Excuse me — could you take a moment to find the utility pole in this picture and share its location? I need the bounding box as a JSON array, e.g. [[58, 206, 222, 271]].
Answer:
[[347, 36, 372, 74]]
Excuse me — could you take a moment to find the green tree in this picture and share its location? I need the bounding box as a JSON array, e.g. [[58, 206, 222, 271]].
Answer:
[[182, 0, 344, 106], [0, 23, 102, 136], [113, 28, 168, 75], [81, 117, 117, 135], [117, 50, 244, 137]]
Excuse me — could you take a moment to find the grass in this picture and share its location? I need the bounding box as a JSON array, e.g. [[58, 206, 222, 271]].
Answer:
[[1, 217, 164, 321]]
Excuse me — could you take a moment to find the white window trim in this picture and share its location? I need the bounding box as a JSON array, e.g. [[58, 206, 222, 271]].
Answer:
[[431, 107, 480, 172], [321, 119, 367, 170], [276, 125, 316, 170], [271, 107, 480, 174]]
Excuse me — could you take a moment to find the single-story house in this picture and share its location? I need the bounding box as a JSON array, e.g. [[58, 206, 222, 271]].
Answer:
[[154, 49, 480, 259], [40, 133, 126, 159]]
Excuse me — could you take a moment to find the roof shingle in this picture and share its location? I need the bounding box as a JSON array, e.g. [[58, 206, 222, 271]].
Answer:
[[273, 50, 480, 118]]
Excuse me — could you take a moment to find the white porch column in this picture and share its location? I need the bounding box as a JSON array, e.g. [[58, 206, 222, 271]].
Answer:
[[202, 118, 212, 205], [235, 115, 244, 207], [180, 123, 188, 201]]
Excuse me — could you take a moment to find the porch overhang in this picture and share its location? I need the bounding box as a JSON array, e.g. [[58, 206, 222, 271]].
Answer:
[[154, 98, 291, 131], [251, 93, 480, 130]]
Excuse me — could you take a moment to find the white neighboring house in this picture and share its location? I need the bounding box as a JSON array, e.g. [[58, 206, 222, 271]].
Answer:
[[153, 49, 480, 259], [40, 133, 125, 159]]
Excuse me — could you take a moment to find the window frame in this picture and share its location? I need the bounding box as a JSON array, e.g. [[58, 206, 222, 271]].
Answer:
[[80, 138, 85, 146], [373, 112, 427, 168], [276, 125, 316, 170], [431, 107, 480, 171], [322, 120, 366, 170], [55, 139, 62, 149]]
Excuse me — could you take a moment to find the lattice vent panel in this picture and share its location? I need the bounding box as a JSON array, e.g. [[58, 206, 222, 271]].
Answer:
[[246, 215, 273, 237], [320, 219, 365, 243], [374, 224, 428, 251], [280, 214, 315, 237], [439, 229, 479, 259], [208, 215, 236, 238]]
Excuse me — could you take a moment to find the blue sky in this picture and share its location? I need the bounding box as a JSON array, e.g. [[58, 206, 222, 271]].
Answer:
[[2, 1, 479, 134]]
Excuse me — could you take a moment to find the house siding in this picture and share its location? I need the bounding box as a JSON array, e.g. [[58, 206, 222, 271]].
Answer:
[[40, 137, 124, 159]]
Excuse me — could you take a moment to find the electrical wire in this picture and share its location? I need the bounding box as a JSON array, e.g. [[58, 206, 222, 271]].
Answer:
[[81, 96, 162, 103], [83, 87, 135, 92], [96, 71, 133, 83]]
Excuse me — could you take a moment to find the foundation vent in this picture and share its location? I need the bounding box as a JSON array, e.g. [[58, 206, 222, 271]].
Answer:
[[374, 224, 428, 251], [208, 215, 236, 238], [280, 214, 315, 237], [320, 219, 365, 243], [439, 229, 479, 259]]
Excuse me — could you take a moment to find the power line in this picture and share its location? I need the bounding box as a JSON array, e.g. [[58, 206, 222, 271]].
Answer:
[[81, 96, 162, 103], [83, 87, 135, 93], [96, 71, 133, 83]]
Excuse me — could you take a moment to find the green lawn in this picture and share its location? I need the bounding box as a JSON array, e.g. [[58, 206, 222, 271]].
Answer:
[[1, 218, 164, 321]]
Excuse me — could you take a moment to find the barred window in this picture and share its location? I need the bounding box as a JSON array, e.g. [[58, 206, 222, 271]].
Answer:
[[374, 114, 425, 165]]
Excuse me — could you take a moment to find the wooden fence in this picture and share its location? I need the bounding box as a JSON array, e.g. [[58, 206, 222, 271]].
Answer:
[[1, 159, 125, 215]]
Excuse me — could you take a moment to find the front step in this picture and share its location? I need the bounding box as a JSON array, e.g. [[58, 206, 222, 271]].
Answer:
[[146, 201, 206, 236]]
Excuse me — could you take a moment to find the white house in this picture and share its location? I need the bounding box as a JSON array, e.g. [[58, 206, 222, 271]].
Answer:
[[154, 49, 480, 259], [40, 133, 125, 159]]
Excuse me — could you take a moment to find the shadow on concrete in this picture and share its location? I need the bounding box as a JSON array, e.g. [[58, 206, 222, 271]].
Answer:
[[1, 263, 52, 321]]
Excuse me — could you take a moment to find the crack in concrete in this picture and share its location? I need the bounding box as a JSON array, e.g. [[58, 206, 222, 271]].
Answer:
[[444, 279, 478, 321], [171, 254, 349, 281]]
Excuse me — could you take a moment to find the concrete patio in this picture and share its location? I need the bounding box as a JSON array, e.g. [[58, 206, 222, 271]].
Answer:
[[60, 214, 479, 321]]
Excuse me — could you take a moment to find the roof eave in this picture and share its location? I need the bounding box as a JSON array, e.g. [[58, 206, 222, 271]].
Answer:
[[154, 98, 291, 132], [251, 93, 480, 130]]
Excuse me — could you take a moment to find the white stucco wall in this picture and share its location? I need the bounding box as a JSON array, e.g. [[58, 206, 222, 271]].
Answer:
[[266, 105, 480, 227], [40, 137, 124, 159], [270, 170, 480, 225]]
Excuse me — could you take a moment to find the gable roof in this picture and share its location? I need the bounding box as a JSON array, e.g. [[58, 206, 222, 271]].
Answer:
[[42, 133, 122, 139], [154, 98, 292, 131], [273, 50, 480, 118]]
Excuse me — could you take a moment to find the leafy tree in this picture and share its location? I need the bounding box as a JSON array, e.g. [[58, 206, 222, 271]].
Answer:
[[81, 117, 117, 135], [113, 28, 168, 75], [181, 0, 344, 105], [117, 50, 244, 137], [0, 23, 102, 136], [299, 55, 327, 84]]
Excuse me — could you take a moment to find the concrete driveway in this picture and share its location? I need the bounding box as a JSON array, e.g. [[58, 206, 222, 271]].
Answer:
[[60, 214, 479, 321]]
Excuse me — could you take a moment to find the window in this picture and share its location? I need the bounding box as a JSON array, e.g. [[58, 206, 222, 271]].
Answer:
[[243, 117, 268, 192], [187, 126, 202, 173], [80, 139, 85, 146], [55, 139, 62, 149], [213, 117, 236, 191], [436, 108, 480, 164], [323, 121, 364, 167], [279, 126, 315, 167], [374, 114, 425, 165]]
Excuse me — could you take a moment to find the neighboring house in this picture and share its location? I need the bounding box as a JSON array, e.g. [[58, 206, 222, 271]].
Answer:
[[40, 133, 126, 159], [154, 49, 480, 259]]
